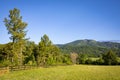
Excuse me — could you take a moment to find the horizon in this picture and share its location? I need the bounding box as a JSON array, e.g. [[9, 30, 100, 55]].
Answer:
[[56, 39, 120, 45], [1, 0, 120, 44], [1, 38, 120, 45]]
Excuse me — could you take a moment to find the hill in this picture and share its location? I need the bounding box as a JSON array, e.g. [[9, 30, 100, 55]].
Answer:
[[57, 39, 120, 57]]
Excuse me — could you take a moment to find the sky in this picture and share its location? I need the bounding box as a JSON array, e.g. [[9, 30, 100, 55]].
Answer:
[[0, 0, 120, 44]]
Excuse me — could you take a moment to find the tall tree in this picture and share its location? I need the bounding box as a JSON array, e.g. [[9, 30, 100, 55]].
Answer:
[[4, 8, 27, 65], [37, 34, 52, 66], [37, 34, 61, 66]]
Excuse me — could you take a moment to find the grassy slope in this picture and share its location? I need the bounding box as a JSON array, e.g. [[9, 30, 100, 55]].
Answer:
[[0, 65, 120, 80]]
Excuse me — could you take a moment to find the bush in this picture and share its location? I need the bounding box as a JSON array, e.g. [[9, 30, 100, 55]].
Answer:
[[77, 54, 87, 64], [85, 58, 93, 64], [95, 58, 104, 65], [2, 60, 11, 66]]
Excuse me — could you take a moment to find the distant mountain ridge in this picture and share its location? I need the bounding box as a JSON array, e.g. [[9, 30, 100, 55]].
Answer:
[[57, 39, 120, 57], [100, 40, 120, 43], [58, 39, 120, 48], [65, 39, 97, 46]]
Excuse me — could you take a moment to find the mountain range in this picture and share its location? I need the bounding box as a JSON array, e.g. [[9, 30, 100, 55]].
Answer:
[[99, 40, 120, 43], [57, 39, 120, 57]]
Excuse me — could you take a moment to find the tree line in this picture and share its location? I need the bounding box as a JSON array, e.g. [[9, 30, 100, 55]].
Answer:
[[0, 8, 120, 67], [0, 8, 72, 66]]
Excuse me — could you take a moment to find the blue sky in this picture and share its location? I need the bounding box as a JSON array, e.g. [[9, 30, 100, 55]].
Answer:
[[0, 0, 120, 44]]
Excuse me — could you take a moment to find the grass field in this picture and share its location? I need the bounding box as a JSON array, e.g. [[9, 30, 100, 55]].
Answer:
[[0, 65, 120, 80]]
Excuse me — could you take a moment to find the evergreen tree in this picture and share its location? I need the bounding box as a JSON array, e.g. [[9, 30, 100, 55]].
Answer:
[[37, 34, 52, 66], [37, 34, 61, 66], [102, 50, 118, 65], [4, 8, 27, 65]]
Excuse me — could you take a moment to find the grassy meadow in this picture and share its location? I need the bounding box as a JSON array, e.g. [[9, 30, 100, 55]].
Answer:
[[0, 65, 120, 80]]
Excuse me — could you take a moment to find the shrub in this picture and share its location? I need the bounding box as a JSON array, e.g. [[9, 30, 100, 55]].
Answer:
[[85, 58, 93, 64], [95, 58, 104, 65]]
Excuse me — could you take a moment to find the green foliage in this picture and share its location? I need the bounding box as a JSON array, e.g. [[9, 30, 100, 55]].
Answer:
[[4, 8, 28, 65], [36, 34, 61, 66], [1, 60, 11, 67], [95, 57, 104, 65], [85, 58, 93, 64], [102, 50, 118, 65], [58, 40, 120, 57], [62, 54, 72, 65], [77, 54, 87, 64], [0, 43, 17, 66], [23, 41, 36, 65], [4, 8, 27, 43]]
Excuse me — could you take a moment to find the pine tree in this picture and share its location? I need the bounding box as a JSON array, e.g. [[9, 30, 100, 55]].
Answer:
[[4, 8, 27, 65], [37, 34, 52, 66], [37, 34, 61, 66]]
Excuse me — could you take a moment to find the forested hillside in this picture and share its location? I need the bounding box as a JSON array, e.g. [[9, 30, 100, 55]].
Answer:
[[57, 39, 120, 57]]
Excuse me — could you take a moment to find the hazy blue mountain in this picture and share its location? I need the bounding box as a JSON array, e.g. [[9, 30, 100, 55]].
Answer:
[[107, 40, 120, 43]]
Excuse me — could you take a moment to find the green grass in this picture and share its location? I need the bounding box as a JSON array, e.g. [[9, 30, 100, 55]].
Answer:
[[0, 65, 120, 80]]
